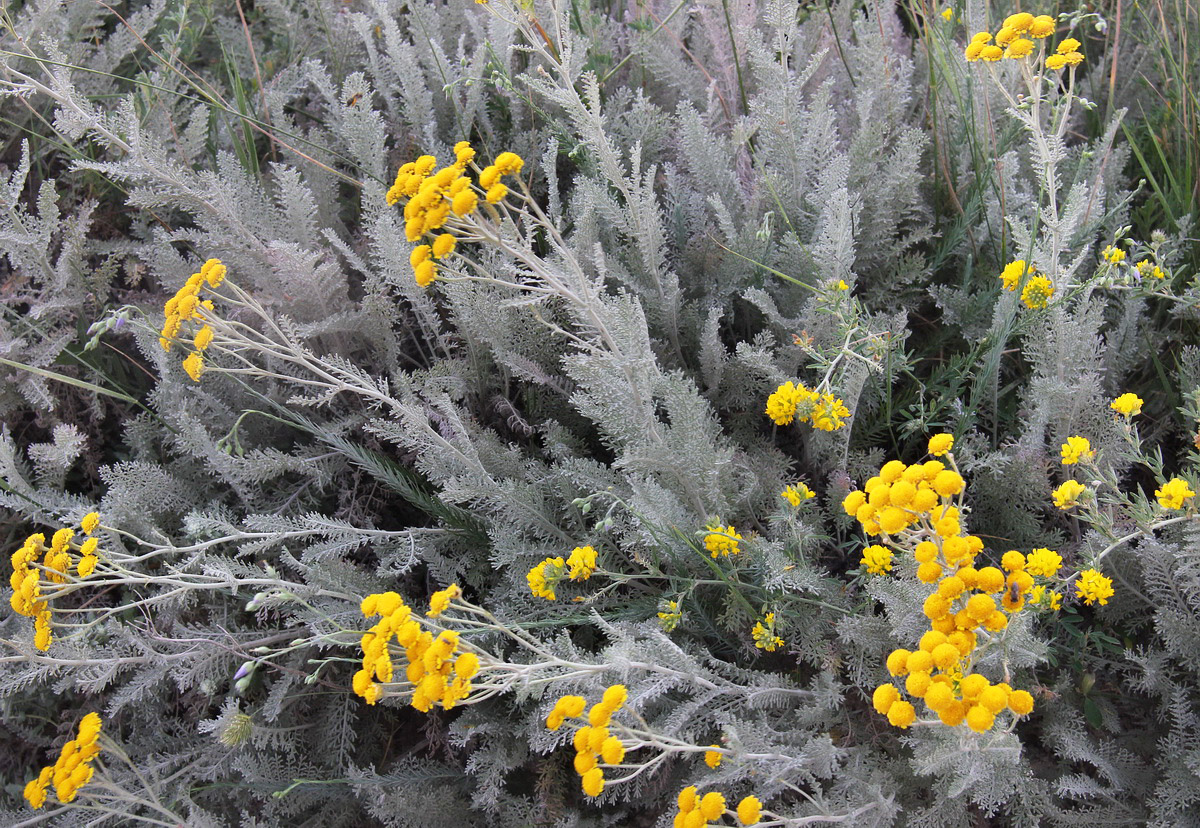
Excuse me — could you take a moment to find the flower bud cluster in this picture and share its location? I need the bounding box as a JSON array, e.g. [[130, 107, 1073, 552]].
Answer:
[[160, 258, 225, 382], [353, 586, 478, 710], [387, 142, 524, 288], [9, 513, 102, 651], [765, 381, 850, 431], [546, 685, 629, 798], [23, 712, 103, 808], [527, 545, 598, 601]]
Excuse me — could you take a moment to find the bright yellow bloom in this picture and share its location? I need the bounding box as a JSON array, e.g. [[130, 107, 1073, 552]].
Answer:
[[1046, 54, 1068, 70], [1062, 51, 1084, 66], [887, 699, 916, 728], [699, 791, 726, 820], [965, 40, 986, 60], [1155, 477, 1195, 510], [1111, 393, 1143, 416], [1025, 547, 1062, 577], [1021, 276, 1054, 309], [527, 557, 565, 600], [995, 25, 1018, 47], [860, 544, 893, 575], [1052, 479, 1086, 509], [80, 512, 100, 536], [193, 325, 214, 351], [1005, 38, 1035, 59], [485, 183, 508, 203], [427, 583, 460, 617], [781, 483, 815, 506], [765, 381, 805, 425], [928, 433, 954, 456], [1075, 568, 1114, 605], [704, 523, 742, 558], [1056, 37, 1081, 54], [1029, 15, 1056, 37], [1003, 12, 1034, 32], [704, 746, 723, 768], [566, 545, 598, 580], [1102, 244, 1126, 263], [1060, 435, 1094, 465], [941, 7, 953, 20], [182, 352, 205, 382], [581, 767, 604, 797], [432, 233, 456, 259], [414, 260, 436, 288], [737, 795, 763, 825]]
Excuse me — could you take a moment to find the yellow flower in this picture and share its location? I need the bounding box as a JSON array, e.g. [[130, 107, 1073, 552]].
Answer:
[[699, 791, 727, 820], [201, 258, 227, 288], [1029, 15, 1056, 38], [1056, 37, 1082, 54], [737, 795, 763, 825], [485, 183, 508, 204], [581, 767, 604, 797], [752, 613, 783, 651], [414, 260, 436, 288], [566, 545, 597, 580], [704, 523, 742, 558], [182, 352, 205, 382], [1102, 244, 1126, 263], [765, 381, 805, 425], [1025, 547, 1062, 577], [23, 767, 52, 809], [80, 512, 100, 535], [427, 583, 460, 617], [1005, 38, 1034, 59], [1075, 568, 1114, 605], [781, 483, 815, 506], [704, 745, 723, 768], [1003, 12, 1034, 32], [432, 233, 456, 259], [1111, 393, 1143, 417], [1052, 479, 1086, 509], [193, 326, 214, 351], [657, 598, 682, 631], [928, 433, 954, 456], [527, 557, 565, 600], [860, 544, 893, 575], [1155, 477, 1195, 510], [1046, 54, 1068, 70], [1060, 435, 1094, 465], [965, 41, 986, 61], [1021, 276, 1054, 309], [941, 7, 953, 21]]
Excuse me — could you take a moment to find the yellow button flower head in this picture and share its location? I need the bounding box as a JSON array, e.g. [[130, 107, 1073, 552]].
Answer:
[[965, 40, 986, 61], [1029, 15, 1056, 37], [860, 544, 893, 575], [182, 352, 205, 382], [1056, 37, 1082, 54], [1045, 53, 1068, 70], [1003, 12, 1034, 33], [80, 512, 100, 535], [887, 699, 916, 728], [1060, 436, 1094, 465], [432, 233, 456, 259], [581, 767, 604, 797], [995, 26, 1018, 47], [737, 795, 763, 825], [427, 583, 460, 617], [699, 791, 727, 820], [1005, 38, 1035, 59], [928, 433, 954, 456], [704, 745, 723, 768], [1155, 477, 1195, 510], [1111, 392, 1143, 417], [1075, 568, 1114, 605], [1052, 479, 1087, 509], [1021, 276, 1054, 309], [873, 682, 901, 713]]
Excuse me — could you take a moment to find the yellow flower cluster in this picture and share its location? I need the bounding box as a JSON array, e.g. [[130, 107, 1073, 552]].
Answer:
[[1074, 568, 1114, 606], [9, 514, 102, 651], [780, 482, 815, 506], [527, 545, 598, 601], [1155, 478, 1195, 510], [1102, 244, 1126, 264], [353, 587, 478, 711], [704, 523, 742, 558], [386, 142, 523, 288], [1060, 435, 1094, 465], [24, 712, 103, 808], [658, 598, 682, 631], [860, 543, 893, 575], [1044, 37, 1084, 70], [546, 685, 629, 797], [964, 12, 1056, 62], [1052, 478, 1087, 509], [1021, 275, 1054, 309], [849, 436, 1048, 731], [764, 381, 850, 430], [999, 259, 1033, 292], [1135, 259, 1166, 280], [1111, 392, 1143, 417], [751, 612, 783, 651], [673, 786, 763, 826], [161, 258, 225, 382]]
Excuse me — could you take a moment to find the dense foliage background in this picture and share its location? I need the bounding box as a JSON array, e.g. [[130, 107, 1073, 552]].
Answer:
[[1, 0, 1198, 824]]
